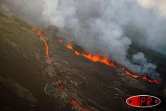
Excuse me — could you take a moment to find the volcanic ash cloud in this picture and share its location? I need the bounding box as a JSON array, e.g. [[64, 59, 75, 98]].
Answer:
[[3, 0, 166, 77]]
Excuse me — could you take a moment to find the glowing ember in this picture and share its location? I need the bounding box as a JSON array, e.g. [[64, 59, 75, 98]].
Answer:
[[142, 76, 147, 80], [66, 44, 159, 84], [60, 85, 65, 91], [67, 44, 73, 50], [58, 76, 61, 83], [60, 40, 63, 43], [32, 28, 52, 64]]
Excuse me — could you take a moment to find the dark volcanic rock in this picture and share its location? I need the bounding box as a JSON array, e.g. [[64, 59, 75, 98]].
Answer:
[[41, 26, 166, 111], [0, 12, 56, 111], [0, 11, 166, 111]]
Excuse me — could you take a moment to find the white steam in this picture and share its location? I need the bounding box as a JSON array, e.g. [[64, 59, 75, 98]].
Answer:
[[2, 0, 166, 76]]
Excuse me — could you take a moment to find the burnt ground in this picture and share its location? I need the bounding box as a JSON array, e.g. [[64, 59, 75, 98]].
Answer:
[[0, 12, 166, 111]]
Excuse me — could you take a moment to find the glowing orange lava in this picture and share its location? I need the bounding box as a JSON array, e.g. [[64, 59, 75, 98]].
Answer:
[[67, 44, 115, 67], [32, 28, 93, 110], [122, 68, 159, 84], [60, 85, 65, 91], [32, 28, 159, 111], [71, 100, 92, 111], [32, 28, 52, 64], [122, 68, 140, 79], [66, 44, 159, 84], [60, 40, 63, 43], [58, 76, 61, 83]]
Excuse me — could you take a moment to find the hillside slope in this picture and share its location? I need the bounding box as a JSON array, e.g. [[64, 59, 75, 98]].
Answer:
[[0, 12, 56, 111], [0, 11, 165, 111]]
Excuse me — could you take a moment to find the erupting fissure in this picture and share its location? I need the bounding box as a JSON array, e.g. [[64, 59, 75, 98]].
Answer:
[[32, 28, 52, 64], [67, 44, 115, 67], [32, 28, 159, 111], [66, 44, 159, 84]]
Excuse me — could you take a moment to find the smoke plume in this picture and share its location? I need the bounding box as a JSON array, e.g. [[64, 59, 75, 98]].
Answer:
[[2, 0, 166, 76]]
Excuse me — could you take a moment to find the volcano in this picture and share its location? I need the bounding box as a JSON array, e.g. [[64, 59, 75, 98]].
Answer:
[[0, 12, 166, 111], [33, 26, 165, 111]]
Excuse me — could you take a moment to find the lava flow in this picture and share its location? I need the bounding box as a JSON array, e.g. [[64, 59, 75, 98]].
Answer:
[[32, 29, 94, 111], [58, 76, 61, 83], [60, 85, 65, 91], [32, 28, 52, 64], [71, 100, 92, 111], [67, 44, 115, 67], [66, 44, 159, 84]]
